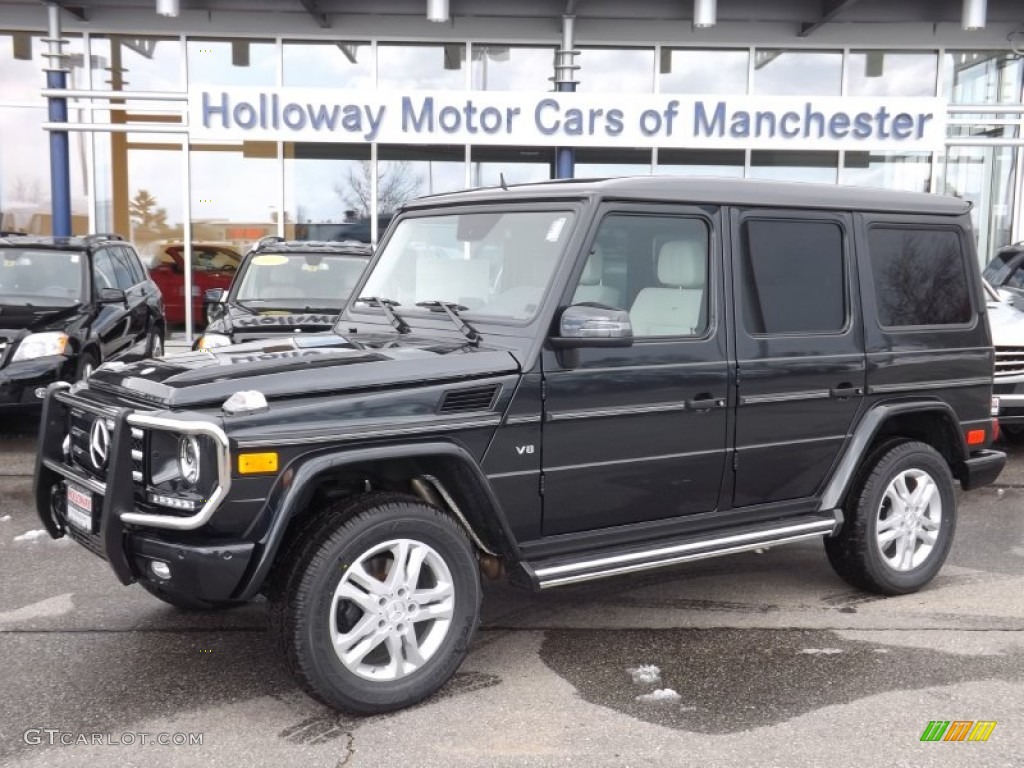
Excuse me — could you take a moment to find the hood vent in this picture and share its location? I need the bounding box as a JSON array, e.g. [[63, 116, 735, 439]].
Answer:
[[438, 384, 500, 414]]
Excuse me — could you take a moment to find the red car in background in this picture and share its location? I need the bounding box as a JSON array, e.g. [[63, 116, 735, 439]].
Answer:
[[145, 242, 241, 326]]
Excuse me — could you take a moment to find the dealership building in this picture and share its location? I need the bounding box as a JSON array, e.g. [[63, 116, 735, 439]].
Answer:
[[1, 0, 1023, 335]]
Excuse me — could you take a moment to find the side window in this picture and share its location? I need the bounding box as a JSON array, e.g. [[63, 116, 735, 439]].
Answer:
[[108, 248, 137, 290], [120, 247, 147, 284], [92, 250, 118, 291], [571, 213, 710, 338], [1006, 267, 1024, 290], [740, 218, 845, 335], [868, 226, 972, 327]]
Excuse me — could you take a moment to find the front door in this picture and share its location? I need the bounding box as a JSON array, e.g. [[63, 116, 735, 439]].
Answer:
[[729, 209, 865, 507], [540, 206, 730, 536]]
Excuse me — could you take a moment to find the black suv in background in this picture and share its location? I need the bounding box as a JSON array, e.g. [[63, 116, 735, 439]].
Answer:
[[0, 234, 164, 407], [195, 238, 372, 350], [35, 178, 1003, 715]]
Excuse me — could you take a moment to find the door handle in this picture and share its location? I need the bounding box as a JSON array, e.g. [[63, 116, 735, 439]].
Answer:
[[687, 393, 726, 411], [829, 383, 862, 399]]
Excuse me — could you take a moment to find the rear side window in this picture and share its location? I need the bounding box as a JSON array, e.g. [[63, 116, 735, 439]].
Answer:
[[868, 227, 972, 327], [107, 248, 137, 290], [120, 246, 147, 284], [739, 218, 846, 335]]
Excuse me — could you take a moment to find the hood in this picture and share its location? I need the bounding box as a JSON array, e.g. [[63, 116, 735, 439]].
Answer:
[[87, 332, 521, 409], [0, 302, 83, 337], [986, 294, 1024, 348]]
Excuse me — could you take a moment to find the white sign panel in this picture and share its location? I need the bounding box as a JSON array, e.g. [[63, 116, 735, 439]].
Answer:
[[188, 88, 946, 151]]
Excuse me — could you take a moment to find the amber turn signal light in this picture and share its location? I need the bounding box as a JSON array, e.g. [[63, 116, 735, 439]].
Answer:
[[238, 452, 279, 474]]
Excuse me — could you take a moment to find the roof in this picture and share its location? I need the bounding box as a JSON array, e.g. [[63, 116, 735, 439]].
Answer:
[[402, 176, 972, 217]]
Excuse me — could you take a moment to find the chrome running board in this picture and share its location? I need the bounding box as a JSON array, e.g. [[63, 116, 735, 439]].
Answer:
[[523, 513, 840, 590]]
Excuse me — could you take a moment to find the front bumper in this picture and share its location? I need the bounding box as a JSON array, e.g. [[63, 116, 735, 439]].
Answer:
[[33, 385, 248, 601], [0, 355, 70, 406]]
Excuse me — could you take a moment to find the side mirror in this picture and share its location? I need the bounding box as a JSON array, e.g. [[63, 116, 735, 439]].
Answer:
[[97, 287, 127, 304], [550, 303, 633, 349], [204, 288, 226, 304]]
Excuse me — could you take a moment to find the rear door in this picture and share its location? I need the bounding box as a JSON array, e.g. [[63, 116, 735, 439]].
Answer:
[[729, 209, 865, 508], [90, 248, 132, 360]]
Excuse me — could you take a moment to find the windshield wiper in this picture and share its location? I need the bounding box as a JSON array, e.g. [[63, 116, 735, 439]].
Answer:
[[415, 300, 482, 346], [356, 296, 410, 334]]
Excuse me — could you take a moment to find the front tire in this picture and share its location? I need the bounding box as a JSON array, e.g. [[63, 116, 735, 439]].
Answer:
[[269, 494, 481, 714], [825, 440, 956, 595]]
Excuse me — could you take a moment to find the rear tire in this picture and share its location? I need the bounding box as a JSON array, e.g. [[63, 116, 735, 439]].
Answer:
[[999, 425, 1024, 443], [269, 493, 481, 714], [146, 325, 165, 358], [825, 440, 956, 595]]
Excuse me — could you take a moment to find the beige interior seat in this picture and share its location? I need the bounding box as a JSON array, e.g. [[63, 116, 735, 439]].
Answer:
[[629, 240, 706, 336], [572, 246, 621, 308]]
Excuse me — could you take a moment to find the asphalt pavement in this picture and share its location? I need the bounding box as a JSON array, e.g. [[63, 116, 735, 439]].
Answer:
[[0, 413, 1022, 767]]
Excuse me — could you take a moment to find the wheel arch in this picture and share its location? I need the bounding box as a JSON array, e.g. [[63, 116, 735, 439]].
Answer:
[[821, 400, 969, 513], [236, 441, 518, 600]]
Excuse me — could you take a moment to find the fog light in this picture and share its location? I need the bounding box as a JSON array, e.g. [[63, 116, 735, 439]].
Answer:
[[34, 387, 46, 399], [151, 561, 171, 580]]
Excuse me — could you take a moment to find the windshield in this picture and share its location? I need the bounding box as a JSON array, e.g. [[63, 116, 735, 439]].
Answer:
[[357, 209, 577, 322], [0, 248, 85, 306], [233, 252, 367, 310]]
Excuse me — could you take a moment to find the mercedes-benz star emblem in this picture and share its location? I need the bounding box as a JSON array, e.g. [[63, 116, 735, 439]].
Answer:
[[89, 419, 111, 470]]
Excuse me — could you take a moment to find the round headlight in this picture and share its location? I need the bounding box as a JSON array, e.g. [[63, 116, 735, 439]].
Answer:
[[178, 435, 201, 486]]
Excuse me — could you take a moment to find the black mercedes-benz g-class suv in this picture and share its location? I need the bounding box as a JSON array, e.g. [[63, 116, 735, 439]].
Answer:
[[1, 233, 164, 407], [195, 237, 372, 351], [34, 177, 1004, 714]]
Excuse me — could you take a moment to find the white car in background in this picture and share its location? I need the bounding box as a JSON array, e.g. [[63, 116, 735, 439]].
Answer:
[[986, 279, 1024, 441]]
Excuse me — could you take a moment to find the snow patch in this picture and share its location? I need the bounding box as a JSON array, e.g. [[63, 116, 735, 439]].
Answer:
[[13, 529, 49, 543], [800, 648, 843, 655], [0, 515, 11, 521], [627, 664, 662, 685], [636, 688, 681, 703], [0, 593, 74, 625]]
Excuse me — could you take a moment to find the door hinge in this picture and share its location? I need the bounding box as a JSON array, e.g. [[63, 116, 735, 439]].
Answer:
[[539, 472, 545, 496], [732, 452, 739, 471]]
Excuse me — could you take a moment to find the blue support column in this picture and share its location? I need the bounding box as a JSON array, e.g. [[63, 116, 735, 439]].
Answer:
[[44, 3, 71, 237], [553, 15, 579, 180]]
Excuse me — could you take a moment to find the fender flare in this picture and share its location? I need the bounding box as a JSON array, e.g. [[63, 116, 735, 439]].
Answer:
[[820, 399, 969, 511], [234, 440, 518, 600]]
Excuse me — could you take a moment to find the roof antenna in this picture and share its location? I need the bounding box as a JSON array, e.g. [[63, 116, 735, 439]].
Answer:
[[499, 172, 508, 191]]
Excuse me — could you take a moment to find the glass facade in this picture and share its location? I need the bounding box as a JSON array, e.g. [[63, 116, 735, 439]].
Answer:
[[2, 32, 1023, 334]]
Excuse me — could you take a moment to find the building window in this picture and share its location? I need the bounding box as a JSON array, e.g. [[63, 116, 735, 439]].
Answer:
[[659, 48, 748, 95], [577, 48, 654, 93], [740, 219, 846, 335], [577, 148, 652, 178], [841, 151, 932, 193], [187, 38, 278, 87], [868, 226, 972, 327], [283, 40, 371, 89], [846, 50, 938, 97], [944, 51, 1024, 104], [471, 45, 555, 90], [749, 150, 839, 184], [752, 50, 842, 96], [284, 142, 370, 241], [378, 43, 467, 91], [91, 37, 183, 92], [655, 149, 744, 178]]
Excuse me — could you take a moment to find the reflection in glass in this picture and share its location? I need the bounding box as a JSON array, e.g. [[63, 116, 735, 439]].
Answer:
[[285, 143, 370, 241], [660, 49, 748, 95], [470, 146, 553, 187], [577, 48, 654, 93], [190, 142, 279, 249], [358, 210, 577, 322], [941, 146, 1017, 260], [233, 252, 368, 311], [378, 44, 467, 91], [752, 50, 841, 95], [577, 148, 652, 178], [841, 151, 932, 192], [0, 109, 89, 235], [283, 40, 372, 89], [749, 151, 838, 183], [944, 51, 1024, 104], [0, 248, 85, 304], [0, 33, 85, 103], [655, 149, 744, 178], [847, 51, 937, 97], [91, 37, 183, 92], [187, 38, 277, 86], [472, 45, 555, 90]]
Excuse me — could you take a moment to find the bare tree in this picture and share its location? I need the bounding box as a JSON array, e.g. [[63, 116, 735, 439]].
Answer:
[[11, 176, 44, 204], [334, 161, 423, 218]]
